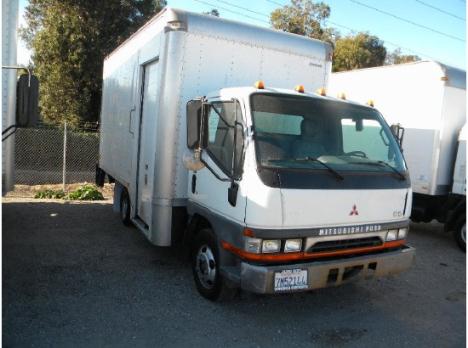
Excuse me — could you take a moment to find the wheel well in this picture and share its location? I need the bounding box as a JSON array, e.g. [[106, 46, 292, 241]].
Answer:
[[113, 182, 128, 214], [184, 214, 212, 245], [445, 201, 466, 232]]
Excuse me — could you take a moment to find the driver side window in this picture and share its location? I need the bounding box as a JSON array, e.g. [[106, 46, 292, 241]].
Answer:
[[206, 101, 244, 178]]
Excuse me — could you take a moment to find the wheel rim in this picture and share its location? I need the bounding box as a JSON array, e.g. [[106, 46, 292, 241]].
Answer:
[[121, 196, 128, 220], [461, 223, 466, 244], [195, 244, 217, 289]]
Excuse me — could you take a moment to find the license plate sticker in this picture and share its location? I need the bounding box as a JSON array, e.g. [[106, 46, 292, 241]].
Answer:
[[274, 269, 308, 292]]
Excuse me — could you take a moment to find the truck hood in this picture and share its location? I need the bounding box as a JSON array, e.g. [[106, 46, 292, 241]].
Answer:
[[279, 188, 411, 228]]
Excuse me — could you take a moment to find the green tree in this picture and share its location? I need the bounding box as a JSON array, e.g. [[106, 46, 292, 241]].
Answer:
[[385, 48, 420, 65], [270, 0, 339, 45], [21, 0, 165, 126], [203, 9, 220, 17], [332, 32, 386, 72]]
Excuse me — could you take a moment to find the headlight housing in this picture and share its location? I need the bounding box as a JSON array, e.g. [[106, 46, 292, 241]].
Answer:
[[262, 239, 281, 253], [386, 228, 408, 242], [284, 239, 302, 253], [386, 229, 398, 241], [398, 228, 408, 240], [244, 237, 262, 253]]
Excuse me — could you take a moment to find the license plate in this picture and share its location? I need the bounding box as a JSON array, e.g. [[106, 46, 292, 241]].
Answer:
[[274, 269, 308, 292]]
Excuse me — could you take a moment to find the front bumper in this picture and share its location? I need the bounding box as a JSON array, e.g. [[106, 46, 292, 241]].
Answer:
[[239, 246, 415, 294]]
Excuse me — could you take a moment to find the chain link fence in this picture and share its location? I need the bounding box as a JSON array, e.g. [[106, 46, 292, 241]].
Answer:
[[13, 121, 100, 187]]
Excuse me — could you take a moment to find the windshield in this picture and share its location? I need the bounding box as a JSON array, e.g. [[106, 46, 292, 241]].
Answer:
[[251, 94, 406, 174]]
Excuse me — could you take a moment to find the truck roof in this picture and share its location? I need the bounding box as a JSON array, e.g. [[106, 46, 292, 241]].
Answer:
[[208, 86, 373, 110], [105, 7, 332, 63]]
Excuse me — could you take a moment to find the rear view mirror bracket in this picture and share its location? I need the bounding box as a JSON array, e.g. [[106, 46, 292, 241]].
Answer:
[[390, 123, 405, 149]]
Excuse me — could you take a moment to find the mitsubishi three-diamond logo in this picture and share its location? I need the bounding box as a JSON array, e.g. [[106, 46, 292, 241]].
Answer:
[[349, 204, 359, 216]]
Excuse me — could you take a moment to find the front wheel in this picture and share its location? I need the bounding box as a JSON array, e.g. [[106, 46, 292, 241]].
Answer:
[[191, 229, 237, 301], [453, 216, 466, 252]]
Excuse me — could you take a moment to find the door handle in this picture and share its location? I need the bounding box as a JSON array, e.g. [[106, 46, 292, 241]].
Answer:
[[129, 106, 136, 134], [228, 181, 239, 206], [191, 174, 197, 194]]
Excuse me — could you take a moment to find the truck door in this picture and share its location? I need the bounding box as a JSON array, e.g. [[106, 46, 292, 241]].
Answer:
[[136, 59, 159, 226], [190, 100, 247, 224]]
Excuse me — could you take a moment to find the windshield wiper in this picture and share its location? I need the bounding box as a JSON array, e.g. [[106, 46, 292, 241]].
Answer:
[[351, 160, 406, 180], [294, 157, 344, 181]]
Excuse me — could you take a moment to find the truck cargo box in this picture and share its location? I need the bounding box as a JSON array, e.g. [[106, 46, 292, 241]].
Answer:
[[99, 7, 332, 245]]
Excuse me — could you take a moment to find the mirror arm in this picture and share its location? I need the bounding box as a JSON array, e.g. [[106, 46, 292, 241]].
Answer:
[[2, 124, 20, 142], [199, 156, 231, 182], [2, 65, 31, 86], [2, 124, 18, 136], [390, 123, 405, 148], [230, 104, 238, 178]]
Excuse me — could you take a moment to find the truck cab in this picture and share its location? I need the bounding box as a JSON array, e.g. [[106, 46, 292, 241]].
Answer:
[[185, 84, 415, 299]]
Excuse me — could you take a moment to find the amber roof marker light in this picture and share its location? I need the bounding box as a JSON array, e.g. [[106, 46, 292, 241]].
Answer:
[[316, 87, 326, 96], [254, 80, 265, 89], [294, 84, 305, 93]]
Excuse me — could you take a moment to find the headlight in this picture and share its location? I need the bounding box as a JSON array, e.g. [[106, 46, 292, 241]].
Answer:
[[398, 228, 408, 239], [262, 240, 281, 253], [284, 239, 302, 253], [386, 229, 398, 241], [245, 237, 262, 253]]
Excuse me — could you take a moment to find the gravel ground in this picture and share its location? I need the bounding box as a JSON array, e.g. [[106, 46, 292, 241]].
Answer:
[[3, 198, 466, 347]]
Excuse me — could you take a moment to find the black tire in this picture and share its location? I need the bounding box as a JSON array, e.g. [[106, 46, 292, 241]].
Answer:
[[191, 228, 237, 301], [453, 216, 466, 252], [120, 189, 132, 226]]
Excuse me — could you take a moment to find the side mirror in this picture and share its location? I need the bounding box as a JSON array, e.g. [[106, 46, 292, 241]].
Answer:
[[355, 119, 363, 132], [187, 99, 202, 149], [186, 99, 208, 149], [184, 99, 207, 172], [390, 123, 405, 147], [16, 74, 39, 127]]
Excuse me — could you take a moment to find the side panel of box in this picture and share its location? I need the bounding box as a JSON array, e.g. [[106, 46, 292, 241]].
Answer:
[[99, 20, 167, 189], [435, 86, 467, 194], [172, 31, 329, 201]]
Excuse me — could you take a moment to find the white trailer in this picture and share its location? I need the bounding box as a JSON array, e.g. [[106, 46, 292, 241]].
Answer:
[[329, 61, 466, 249], [98, 8, 415, 300]]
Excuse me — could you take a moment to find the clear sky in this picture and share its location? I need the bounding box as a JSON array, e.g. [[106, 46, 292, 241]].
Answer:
[[18, 0, 466, 70]]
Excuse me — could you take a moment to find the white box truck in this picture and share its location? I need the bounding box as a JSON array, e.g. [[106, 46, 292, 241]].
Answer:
[[97, 8, 415, 300], [330, 61, 466, 250]]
